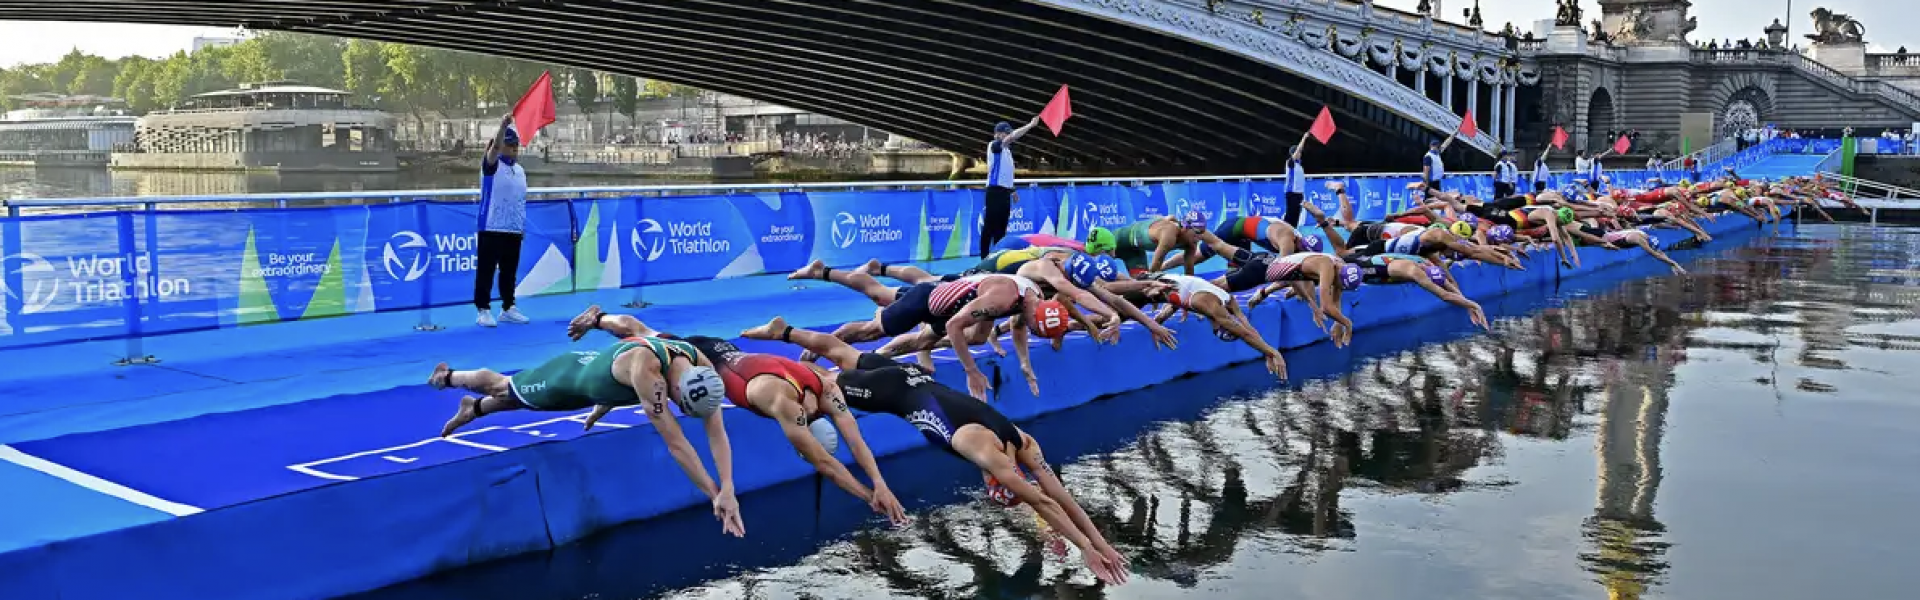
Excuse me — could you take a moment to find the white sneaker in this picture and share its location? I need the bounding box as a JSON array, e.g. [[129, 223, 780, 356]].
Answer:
[[477, 309, 498, 327], [499, 307, 530, 325]]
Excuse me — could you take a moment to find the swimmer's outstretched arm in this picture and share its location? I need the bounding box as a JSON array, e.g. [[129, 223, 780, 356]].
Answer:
[[1016, 435, 1127, 581], [626, 360, 743, 537], [1089, 282, 1177, 347], [569, 305, 656, 341], [1314, 267, 1352, 347], [954, 431, 1117, 583], [1400, 262, 1488, 329]]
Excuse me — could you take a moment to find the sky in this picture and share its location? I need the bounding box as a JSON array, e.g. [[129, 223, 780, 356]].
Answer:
[[0, 0, 1913, 67]]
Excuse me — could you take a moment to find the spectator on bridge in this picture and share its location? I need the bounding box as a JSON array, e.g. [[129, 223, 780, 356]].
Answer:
[[1493, 149, 1520, 198], [1423, 136, 1455, 192], [1573, 150, 1593, 181], [1283, 139, 1309, 226], [983, 117, 1041, 258], [475, 115, 531, 328]]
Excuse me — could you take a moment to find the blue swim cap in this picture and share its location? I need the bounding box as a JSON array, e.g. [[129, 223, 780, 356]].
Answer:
[[1064, 253, 1119, 288], [1214, 325, 1241, 342], [1488, 225, 1515, 244], [1338, 264, 1362, 290], [1298, 233, 1324, 253], [1424, 264, 1447, 287]]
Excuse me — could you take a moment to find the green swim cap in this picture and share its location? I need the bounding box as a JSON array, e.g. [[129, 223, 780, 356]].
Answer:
[[1085, 227, 1116, 255], [1555, 207, 1576, 224]]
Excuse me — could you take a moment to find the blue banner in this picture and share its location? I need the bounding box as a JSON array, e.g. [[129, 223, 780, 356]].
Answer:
[[0, 164, 1761, 347]]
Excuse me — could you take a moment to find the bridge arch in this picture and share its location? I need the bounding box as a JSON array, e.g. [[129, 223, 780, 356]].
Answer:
[[1588, 87, 1618, 151], [0, 0, 1517, 172], [1707, 73, 1778, 139]]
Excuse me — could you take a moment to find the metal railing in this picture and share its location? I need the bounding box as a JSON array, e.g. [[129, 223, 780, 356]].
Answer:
[[1817, 171, 1920, 200], [1660, 138, 1737, 172], [1816, 170, 1920, 224], [0, 169, 1503, 215]]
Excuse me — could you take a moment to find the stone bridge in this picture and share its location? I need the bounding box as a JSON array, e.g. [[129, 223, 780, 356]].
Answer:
[[0, 0, 1544, 173], [1517, 30, 1920, 155]]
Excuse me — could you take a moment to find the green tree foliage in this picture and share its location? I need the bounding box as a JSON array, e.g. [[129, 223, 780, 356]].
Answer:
[[0, 32, 708, 118], [568, 69, 599, 116], [613, 76, 640, 125]]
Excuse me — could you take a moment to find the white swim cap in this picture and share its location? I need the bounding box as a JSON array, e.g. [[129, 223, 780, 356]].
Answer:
[[808, 418, 840, 455], [674, 366, 725, 418]]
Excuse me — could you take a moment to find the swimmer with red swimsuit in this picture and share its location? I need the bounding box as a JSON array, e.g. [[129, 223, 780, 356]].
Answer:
[[568, 306, 909, 526]]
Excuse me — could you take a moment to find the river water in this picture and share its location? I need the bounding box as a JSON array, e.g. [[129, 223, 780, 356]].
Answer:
[[350, 222, 1920, 600]]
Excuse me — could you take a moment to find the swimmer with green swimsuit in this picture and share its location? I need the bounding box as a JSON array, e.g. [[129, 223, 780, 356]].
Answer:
[[427, 337, 749, 537], [1111, 216, 1203, 276]]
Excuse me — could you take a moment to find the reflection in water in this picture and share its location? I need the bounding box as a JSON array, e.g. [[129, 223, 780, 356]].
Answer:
[[353, 224, 1920, 599]]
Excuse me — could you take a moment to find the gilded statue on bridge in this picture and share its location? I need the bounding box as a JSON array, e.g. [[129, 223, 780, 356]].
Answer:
[[1806, 7, 1866, 44]]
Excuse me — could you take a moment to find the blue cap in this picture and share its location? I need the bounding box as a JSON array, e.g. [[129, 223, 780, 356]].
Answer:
[[994, 122, 1013, 134], [1430, 139, 1443, 146], [501, 126, 521, 146]]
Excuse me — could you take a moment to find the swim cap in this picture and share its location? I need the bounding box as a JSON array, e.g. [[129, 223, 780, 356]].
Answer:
[[1449, 221, 1474, 237], [1063, 253, 1116, 287], [1214, 325, 1241, 342], [1337, 264, 1362, 290], [1424, 264, 1447, 287], [984, 468, 1032, 507], [1298, 233, 1324, 253], [1181, 210, 1206, 230], [1030, 300, 1071, 339], [808, 417, 840, 455], [1696, 197, 1711, 207], [1461, 213, 1480, 227], [1555, 207, 1576, 224], [1084, 227, 1116, 255], [1678, 179, 1692, 188], [675, 366, 726, 418], [1488, 224, 1515, 244]]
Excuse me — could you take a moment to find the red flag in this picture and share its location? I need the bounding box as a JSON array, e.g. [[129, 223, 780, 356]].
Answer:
[[1551, 126, 1569, 150], [1456, 110, 1479, 138], [510, 71, 558, 144], [1039, 84, 1072, 136], [1308, 106, 1337, 144], [1613, 134, 1631, 155]]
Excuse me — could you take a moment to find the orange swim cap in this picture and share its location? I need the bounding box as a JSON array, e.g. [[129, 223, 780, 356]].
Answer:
[[1031, 300, 1071, 339]]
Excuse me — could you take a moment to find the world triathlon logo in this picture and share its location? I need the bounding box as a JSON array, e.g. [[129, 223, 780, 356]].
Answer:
[[1079, 201, 1098, 230], [629, 219, 667, 262], [831, 212, 860, 249], [0, 253, 57, 315], [381, 231, 432, 282]]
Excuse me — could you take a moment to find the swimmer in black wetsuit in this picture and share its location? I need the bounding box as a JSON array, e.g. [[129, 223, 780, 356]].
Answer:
[[742, 316, 1131, 586]]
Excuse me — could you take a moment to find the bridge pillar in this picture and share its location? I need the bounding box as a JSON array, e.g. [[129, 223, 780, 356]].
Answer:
[[1444, 77, 1456, 112], [1469, 80, 1481, 136], [1417, 71, 1428, 97], [1497, 83, 1512, 147], [1488, 81, 1501, 147]]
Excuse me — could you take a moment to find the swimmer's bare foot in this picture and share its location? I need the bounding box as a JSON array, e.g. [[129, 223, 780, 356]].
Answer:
[[440, 395, 480, 437], [568, 305, 605, 341], [428, 362, 453, 389], [861, 259, 886, 276], [741, 316, 791, 340], [788, 259, 827, 281]]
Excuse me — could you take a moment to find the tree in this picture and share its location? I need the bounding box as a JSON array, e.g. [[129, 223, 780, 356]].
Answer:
[[613, 75, 639, 128], [341, 39, 386, 102], [642, 79, 697, 99], [569, 69, 599, 116]]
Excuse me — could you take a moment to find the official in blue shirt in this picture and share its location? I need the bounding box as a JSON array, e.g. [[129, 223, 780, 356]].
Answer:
[[475, 115, 530, 328], [1422, 136, 1453, 192], [1283, 143, 1308, 226], [1493, 149, 1520, 199]]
